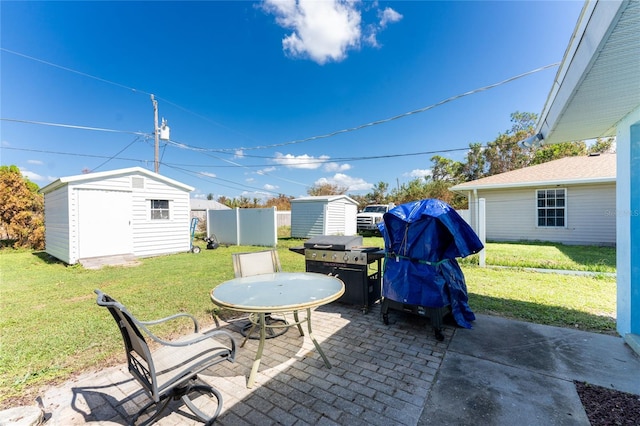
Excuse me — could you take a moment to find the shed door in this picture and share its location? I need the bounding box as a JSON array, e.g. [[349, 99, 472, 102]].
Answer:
[[78, 189, 132, 258]]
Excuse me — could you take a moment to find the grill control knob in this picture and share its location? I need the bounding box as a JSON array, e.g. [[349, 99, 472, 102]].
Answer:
[[343, 254, 349, 262]]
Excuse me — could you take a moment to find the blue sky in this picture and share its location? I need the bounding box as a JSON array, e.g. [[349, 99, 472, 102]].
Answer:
[[1, 1, 584, 201]]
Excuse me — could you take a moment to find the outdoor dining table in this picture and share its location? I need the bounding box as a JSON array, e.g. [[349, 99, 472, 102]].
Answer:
[[210, 272, 345, 388]]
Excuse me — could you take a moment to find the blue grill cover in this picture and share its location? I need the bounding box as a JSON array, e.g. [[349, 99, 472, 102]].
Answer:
[[378, 199, 484, 328]]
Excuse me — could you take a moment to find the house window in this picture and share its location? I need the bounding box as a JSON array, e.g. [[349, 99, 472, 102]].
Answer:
[[150, 200, 170, 220], [537, 189, 566, 227]]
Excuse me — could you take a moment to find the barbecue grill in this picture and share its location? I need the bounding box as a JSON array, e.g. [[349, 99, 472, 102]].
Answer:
[[290, 235, 384, 313]]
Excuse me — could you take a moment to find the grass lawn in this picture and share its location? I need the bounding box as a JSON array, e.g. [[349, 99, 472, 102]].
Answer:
[[0, 238, 616, 407]]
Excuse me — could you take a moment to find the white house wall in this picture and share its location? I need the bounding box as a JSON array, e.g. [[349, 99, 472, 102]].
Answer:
[[477, 183, 616, 245], [43, 186, 72, 264]]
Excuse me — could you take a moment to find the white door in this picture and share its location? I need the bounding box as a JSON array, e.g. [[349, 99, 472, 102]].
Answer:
[[77, 189, 132, 258]]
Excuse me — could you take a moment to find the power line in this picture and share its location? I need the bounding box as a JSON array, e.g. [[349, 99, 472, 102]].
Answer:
[[2, 143, 471, 168], [1, 48, 149, 96], [1, 47, 261, 144], [2, 46, 560, 153], [0, 118, 149, 136], [215, 63, 561, 152], [91, 135, 144, 172]]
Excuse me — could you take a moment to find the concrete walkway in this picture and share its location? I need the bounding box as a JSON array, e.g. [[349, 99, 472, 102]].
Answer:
[[5, 305, 639, 425]]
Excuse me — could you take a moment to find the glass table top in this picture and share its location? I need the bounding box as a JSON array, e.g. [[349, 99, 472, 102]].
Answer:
[[211, 272, 345, 312]]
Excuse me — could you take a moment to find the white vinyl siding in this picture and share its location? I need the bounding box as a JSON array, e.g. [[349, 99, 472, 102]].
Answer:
[[476, 183, 615, 245], [291, 202, 326, 238], [131, 177, 191, 258], [43, 187, 71, 263]]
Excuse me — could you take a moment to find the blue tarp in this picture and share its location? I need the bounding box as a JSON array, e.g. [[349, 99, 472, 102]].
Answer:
[[378, 199, 484, 328]]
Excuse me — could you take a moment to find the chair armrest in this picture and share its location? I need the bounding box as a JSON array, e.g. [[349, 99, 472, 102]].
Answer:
[[138, 312, 200, 333], [141, 327, 237, 357]]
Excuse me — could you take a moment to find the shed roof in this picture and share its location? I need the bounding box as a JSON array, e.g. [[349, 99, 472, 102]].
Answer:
[[40, 167, 194, 194], [291, 195, 359, 205], [450, 153, 616, 191]]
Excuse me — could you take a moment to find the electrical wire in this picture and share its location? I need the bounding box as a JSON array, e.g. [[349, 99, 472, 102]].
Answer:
[[0, 118, 149, 136], [91, 135, 144, 172], [2, 46, 560, 153]]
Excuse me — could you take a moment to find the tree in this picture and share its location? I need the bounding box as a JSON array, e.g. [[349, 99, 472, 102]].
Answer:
[[530, 141, 587, 165], [307, 183, 347, 196], [0, 166, 45, 249], [588, 137, 615, 154], [429, 155, 463, 183], [206, 193, 214, 200], [461, 142, 485, 182], [264, 194, 293, 211]]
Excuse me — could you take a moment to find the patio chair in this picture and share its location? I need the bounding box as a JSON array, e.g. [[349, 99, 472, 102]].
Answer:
[[94, 289, 236, 425], [231, 250, 303, 342], [232, 249, 282, 277]]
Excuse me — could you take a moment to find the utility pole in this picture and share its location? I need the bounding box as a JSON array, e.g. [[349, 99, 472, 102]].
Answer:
[[151, 94, 159, 173]]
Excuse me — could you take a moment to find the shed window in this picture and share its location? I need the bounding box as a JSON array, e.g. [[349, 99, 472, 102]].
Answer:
[[150, 200, 170, 220], [536, 189, 565, 227]]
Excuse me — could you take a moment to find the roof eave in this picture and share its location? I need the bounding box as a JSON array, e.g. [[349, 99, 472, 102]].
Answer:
[[450, 176, 615, 193]]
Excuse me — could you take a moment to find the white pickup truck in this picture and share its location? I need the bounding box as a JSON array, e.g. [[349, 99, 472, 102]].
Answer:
[[356, 204, 394, 235]]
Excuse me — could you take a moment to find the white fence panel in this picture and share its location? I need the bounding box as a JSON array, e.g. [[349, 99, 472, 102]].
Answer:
[[207, 208, 277, 247]]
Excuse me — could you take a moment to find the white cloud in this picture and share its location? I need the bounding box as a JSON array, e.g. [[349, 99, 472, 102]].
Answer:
[[27, 159, 44, 165], [273, 152, 329, 169], [314, 173, 373, 191], [199, 171, 217, 178], [257, 166, 277, 176], [19, 168, 45, 182], [263, 0, 361, 64], [379, 7, 402, 28], [1, 140, 10, 147], [324, 162, 351, 172], [263, 0, 402, 64], [234, 150, 245, 159], [404, 169, 432, 179], [264, 183, 279, 191]]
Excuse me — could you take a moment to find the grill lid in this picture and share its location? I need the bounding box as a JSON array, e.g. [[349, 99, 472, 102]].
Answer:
[[303, 235, 363, 250]]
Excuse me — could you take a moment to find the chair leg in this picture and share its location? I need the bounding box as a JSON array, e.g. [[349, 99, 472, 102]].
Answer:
[[181, 384, 223, 424], [130, 379, 223, 425], [131, 396, 173, 426]]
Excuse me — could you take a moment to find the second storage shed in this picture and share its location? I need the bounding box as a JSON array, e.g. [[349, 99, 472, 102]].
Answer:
[[290, 195, 358, 238]]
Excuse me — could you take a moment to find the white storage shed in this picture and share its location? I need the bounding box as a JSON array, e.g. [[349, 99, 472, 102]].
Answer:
[[290, 195, 358, 238], [40, 167, 194, 265]]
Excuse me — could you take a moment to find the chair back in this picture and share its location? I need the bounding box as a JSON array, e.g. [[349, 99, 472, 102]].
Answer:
[[232, 249, 281, 277], [95, 290, 158, 399]]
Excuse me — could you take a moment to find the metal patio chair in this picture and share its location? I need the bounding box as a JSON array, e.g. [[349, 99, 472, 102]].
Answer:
[[231, 250, 304, 342], [94, 289, 236, 425]]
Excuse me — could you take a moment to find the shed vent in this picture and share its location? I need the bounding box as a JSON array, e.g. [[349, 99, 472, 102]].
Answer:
[[132, 177, 145, 189]]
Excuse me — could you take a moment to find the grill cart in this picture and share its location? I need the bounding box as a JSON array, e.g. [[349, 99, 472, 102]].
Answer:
[[290, 235, 384, 313], [378, 199, 483, 340]]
